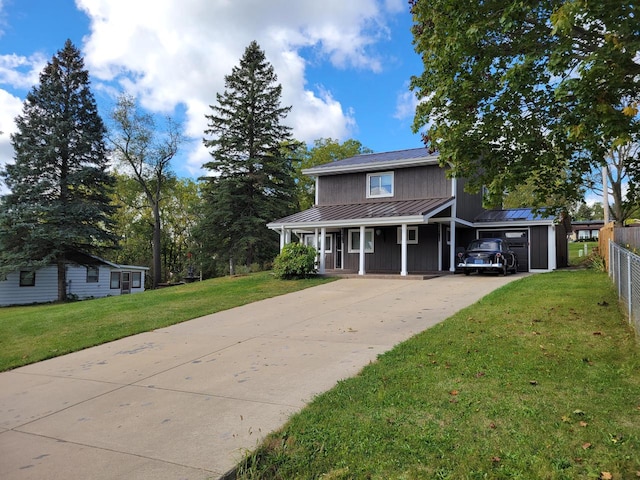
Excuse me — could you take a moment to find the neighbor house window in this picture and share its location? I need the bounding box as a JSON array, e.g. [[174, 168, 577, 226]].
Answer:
[[366, 172, 394, 198], [110, 272, 121, 289], [348, 229, 374, 253], [86, 266, 99, 283], [131, 272, 142, 289], [303, 234, 332, 253], [19, 271, 36, 287], [396, 226, 419, 244]]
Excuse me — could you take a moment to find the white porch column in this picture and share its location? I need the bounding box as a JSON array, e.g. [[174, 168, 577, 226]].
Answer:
[[319, 227, 326, 274], [358, 225, 366, 275], [400, 223, 408, 276], [285, 229, 291, 245], [280, 226, 285, 251]]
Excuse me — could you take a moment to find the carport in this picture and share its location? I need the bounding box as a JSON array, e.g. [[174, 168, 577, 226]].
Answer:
[[472, 208, 570, 272]]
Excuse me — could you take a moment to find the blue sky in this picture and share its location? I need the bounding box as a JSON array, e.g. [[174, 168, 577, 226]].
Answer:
[[0, 0, 425, 180]]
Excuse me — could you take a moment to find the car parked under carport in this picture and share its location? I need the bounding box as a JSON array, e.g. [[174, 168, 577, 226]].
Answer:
[[457, 238, 518, 275]]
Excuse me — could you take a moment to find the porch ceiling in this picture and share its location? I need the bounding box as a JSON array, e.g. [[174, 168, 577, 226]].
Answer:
[[268, 197, 454, 229]]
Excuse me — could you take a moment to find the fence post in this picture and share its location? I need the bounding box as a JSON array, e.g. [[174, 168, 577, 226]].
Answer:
[[628, 254, 633, 324]]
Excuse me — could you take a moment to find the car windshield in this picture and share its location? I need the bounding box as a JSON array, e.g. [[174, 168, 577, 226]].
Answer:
[[468, 240, 500, 251]]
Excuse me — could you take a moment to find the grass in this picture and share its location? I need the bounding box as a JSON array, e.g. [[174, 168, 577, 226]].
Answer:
[[235, 270, 640, 480], [569, 241, 599, 266], [0, 272, 334, 372]]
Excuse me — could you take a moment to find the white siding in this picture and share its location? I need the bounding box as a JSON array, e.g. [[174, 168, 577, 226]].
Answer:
[[66, 265, 116, 300], [0, 266, 59, 306], [0, 264, 147, 307]]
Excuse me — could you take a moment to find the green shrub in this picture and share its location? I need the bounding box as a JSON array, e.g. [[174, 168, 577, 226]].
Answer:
[[272, 243, 317, 279]]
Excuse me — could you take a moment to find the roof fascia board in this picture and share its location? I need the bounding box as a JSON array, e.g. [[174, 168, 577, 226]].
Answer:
[[268, 215, 427, 230], [303, 156, 440, 176], [474, 219, 555, 228]]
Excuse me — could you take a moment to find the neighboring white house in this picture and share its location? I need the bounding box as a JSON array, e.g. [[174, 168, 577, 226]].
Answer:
[[0, 253, 149, 307]]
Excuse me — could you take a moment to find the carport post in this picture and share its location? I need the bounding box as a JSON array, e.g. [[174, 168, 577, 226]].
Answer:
[[450, 205, 457, 272], [401, 223, 408, 276], [358, 225, 366, 275]]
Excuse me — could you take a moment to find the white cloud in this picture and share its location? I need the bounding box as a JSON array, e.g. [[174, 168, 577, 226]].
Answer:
[[0, 53, 47, 89], [0, 88, 23, 185], [75, 0, 400, 173], [394, 87, 419, 121]]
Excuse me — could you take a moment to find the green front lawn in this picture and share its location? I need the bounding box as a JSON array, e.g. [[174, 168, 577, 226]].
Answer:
[[236, 270, 640, 479], [0, 272, 334, 372]]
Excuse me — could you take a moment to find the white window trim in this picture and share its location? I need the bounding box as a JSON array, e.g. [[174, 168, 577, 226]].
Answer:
[[348, 228, 374, 253], [396, 226, 419, 244], [110, 271, 121, 289], [86, 266, 99, 283], [366, 172, 394, 199], [303, 234, 333, 253]]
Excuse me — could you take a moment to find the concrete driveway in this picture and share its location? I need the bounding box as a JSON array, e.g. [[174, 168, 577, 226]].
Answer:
[[0, 273, 524, 479]]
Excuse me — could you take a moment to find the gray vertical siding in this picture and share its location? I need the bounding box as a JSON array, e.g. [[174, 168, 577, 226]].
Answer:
[[342, 225, 440, 273], [316, 165, 451, 205], [455, 178, 485, 222], [529, 226, 549, 269]]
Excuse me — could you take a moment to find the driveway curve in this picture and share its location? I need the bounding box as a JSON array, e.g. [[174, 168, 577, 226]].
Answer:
[[0, 273, 525, 479]]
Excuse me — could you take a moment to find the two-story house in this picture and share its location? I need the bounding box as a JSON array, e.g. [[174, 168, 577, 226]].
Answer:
[[268, 147, 568, 276]]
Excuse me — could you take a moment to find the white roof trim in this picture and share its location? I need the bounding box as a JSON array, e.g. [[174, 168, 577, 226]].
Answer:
[[303, 155, 440, 176]]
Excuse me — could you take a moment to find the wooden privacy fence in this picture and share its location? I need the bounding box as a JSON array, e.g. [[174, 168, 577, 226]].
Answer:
[[599, 222, 615, 268], [599, 224, 640, 268]]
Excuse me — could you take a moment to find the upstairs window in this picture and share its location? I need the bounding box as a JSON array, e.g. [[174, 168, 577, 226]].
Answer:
[[366, 172, 394, 198]]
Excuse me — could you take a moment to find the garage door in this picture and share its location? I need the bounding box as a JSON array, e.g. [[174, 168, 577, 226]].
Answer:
[[479, 230, 529, 272]]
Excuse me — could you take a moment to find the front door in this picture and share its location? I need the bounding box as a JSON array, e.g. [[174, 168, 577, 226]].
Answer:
[[121, 272, 131, 294]]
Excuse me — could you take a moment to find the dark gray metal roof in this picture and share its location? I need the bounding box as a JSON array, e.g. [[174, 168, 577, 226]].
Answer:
[[304, 147, 438, 175], [475, 208, 555, 222], [270, 197, 453, 227]]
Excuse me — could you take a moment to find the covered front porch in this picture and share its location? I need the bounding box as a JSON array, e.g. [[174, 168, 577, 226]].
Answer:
[[268, 198, 474, 277]]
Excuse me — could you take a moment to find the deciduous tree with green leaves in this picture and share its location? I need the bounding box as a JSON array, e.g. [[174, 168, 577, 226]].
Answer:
[[295, 138, 372, 210], [200, 41, 297, 273], [0, 40, 117, 301], [410, 0, 639, 219], [108, 94, 183, 288]]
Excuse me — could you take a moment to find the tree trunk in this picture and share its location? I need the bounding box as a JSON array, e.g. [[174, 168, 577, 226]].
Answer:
[[152, 201, 162, 288], [57, 259, 67, 302]]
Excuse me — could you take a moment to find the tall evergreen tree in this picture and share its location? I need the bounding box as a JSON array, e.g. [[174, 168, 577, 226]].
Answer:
[[0, 39, 117, 301], [200, 40, 297, 273]]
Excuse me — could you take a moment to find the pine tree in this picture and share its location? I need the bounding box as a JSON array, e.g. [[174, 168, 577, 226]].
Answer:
[[201, 40, 297, 272], [0, 39, 117, 301]]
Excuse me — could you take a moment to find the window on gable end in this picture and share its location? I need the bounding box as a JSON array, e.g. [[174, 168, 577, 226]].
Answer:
[[366, 172, 394, 198]]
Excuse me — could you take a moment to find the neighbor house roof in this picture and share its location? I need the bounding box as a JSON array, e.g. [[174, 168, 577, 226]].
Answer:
[[268, 197, 454, 229], [65, 250, 149, 270], [303, 147, 440, 176]]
